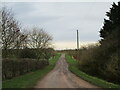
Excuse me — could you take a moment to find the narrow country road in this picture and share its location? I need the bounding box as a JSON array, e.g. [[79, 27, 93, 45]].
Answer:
[[35, 54, 99, 88]]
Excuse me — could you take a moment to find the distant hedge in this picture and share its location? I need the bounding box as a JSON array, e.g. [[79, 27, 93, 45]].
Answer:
[[2, 48, 54, 59], [2, 58, 49, 80]]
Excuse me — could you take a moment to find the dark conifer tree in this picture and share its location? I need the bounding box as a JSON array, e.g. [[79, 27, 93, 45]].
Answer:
[[100, 2, 120, 40]]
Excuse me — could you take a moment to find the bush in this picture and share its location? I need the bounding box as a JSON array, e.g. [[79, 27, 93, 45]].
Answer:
[[2, 58, 48, 80], [78, 46, 100, 75], [77, 39, 120, 84], [19, 48, 37, 59], [100, 53, 120, 83], [2, 48, 55, 60]]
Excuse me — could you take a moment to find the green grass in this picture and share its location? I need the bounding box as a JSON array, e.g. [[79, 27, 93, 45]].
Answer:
[[2, 53, 61, 88], [65, 54, 120, 88]]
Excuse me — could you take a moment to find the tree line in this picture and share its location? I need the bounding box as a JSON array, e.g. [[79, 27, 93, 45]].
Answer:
[[1, 7, 53, 59], [67, 2, 120, 84], [1, 6, 54, 80]]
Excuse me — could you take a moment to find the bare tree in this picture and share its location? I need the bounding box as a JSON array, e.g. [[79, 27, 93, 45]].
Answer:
[[28, 27, 53, 59], [13, 32, 28, 49], [1, 7, 27, 57], [1, 7, 27, 50], [28, 27, 52, 49]]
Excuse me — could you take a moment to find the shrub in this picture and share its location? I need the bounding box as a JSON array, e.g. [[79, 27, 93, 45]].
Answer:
[[77, 41, 120, 84], [2, 58, 48, 80], [19, 48, 37, 59], [78, 46, 100, 75]]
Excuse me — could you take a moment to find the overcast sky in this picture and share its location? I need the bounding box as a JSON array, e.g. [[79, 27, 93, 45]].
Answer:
[[3, 2, 115, 49]]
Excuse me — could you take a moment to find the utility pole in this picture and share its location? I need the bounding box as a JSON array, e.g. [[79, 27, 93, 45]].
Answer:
[[77, 30, 79, 50]]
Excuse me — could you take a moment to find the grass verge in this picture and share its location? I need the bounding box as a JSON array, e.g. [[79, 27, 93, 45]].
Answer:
[[2, 53, 61, 88], [65, 54, 120, 88]]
